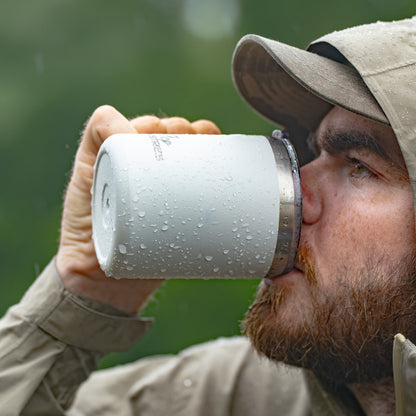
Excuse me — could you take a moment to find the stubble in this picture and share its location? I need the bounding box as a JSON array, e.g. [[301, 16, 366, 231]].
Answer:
[[243, 247, 416, 384]]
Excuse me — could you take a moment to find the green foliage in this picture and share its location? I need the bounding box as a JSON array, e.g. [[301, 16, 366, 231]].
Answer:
[[0, 0, 413, 367]]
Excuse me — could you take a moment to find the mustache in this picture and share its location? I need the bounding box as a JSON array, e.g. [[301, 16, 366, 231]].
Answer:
[[295, 242, 318, 286]]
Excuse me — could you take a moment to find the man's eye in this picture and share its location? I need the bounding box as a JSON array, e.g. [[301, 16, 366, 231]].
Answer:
[[353, 162, 366, 175], [349, 159, 375, 179]]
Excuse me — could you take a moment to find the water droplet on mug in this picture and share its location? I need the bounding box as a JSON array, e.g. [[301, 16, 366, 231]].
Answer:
[[118, 244, 127, 254]]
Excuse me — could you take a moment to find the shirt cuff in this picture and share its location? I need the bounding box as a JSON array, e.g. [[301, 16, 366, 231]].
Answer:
[[14, 259, 153, 353]]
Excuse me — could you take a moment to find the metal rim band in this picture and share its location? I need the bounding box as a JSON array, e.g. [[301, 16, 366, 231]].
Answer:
[[265, 132, 302, 277]]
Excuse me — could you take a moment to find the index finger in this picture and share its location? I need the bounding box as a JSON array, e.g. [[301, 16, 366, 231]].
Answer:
[[79, 105, 137, 163]]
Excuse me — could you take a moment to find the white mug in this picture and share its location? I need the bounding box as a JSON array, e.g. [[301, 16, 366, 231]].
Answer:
[[91, 132, 301, 279]]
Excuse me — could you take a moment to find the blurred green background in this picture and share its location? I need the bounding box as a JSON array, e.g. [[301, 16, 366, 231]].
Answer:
[[0, 0, 413, 368]]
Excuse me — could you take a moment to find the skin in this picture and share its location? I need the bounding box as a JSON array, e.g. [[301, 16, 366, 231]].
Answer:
[[56, 105, 221, 314], [265, 106, 415, 318], [57, 105, 414, 415], [310, 108, 415, 416], [245, 106, 416, 416]]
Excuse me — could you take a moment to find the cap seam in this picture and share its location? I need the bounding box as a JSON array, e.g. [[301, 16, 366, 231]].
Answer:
[[360, 59, 416, 77]]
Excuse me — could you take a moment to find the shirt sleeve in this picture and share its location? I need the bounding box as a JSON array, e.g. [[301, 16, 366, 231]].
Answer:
[[0, 259, 153, 416]]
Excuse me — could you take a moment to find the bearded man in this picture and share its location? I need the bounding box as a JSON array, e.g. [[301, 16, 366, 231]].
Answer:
[[1, 17, 416, 416]]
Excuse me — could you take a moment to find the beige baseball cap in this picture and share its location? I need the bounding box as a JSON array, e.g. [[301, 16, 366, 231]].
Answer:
[[232, 17, 416, 183]]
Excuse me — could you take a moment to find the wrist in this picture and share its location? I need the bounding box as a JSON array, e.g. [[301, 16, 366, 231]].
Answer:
[[56, 253, 164, 314]]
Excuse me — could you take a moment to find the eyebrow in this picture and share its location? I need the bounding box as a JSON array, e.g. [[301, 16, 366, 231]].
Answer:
[[312, 130, 388, 159], [308, 129, 409, 177]]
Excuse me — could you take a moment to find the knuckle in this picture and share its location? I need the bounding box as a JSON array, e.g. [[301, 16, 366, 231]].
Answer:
[[164, 116, 188, 123], [91, 105, 117, 123], [133, 115, 160, 123], [162, 117, 194, 133], [132, 115, 166, 133], [192, 120, 221, 134]]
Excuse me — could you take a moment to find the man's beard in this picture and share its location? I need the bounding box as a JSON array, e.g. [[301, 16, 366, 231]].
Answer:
[[243, 244, 416, 385]]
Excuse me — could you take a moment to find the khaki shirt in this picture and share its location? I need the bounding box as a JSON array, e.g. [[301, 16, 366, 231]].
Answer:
[[0, 261, 402, 415]]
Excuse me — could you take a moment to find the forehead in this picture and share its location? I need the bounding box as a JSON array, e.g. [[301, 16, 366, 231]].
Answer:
[[315, 107, 406, 168]]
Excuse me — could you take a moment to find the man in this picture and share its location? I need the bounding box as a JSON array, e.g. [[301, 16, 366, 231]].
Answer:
[[0, 16, 415, 416]]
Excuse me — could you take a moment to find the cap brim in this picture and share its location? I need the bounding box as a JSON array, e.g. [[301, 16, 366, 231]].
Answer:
[[232, 35, 388, 162]]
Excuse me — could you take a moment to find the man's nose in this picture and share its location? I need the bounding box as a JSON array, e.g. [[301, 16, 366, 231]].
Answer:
[[300, 160, 323, 225]]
